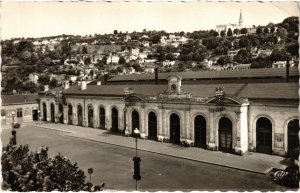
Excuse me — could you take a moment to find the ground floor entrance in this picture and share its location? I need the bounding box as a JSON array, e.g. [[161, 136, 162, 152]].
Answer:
[[219, 117, 232, 153], [170, 113, 180, 144], [256, 117, 272, 155]]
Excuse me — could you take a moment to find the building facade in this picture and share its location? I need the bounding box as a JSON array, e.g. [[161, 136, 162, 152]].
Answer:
[[1, 95, 40, 125], [38, 74, 299, 157]]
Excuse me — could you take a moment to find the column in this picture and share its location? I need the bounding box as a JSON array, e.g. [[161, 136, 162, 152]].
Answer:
[[46, 102, 51, 122], [157, 106, 164, 142], [94, 105, 99, 128], [140, 107, 146, 139], [207, 108, 217, 151], [63, 105, 68, 124], [73, 104, 78, 125]]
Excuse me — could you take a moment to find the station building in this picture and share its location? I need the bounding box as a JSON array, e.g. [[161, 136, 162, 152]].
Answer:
[[38, 68, 299, 157]]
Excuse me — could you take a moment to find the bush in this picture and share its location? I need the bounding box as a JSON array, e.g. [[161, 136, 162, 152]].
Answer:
[[13, 123, 21, 128], [2, 144, 104, 191]]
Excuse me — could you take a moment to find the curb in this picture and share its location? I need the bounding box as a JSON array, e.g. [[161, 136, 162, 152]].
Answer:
[[63, 134, 267, 175], [34, 125, 75, 134]]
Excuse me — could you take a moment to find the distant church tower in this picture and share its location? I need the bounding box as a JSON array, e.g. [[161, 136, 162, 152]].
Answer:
[[239, 9, 243, 27]]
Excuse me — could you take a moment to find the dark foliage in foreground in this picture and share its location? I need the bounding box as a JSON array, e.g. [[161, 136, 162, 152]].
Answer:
[[2, 144, 104, 191]]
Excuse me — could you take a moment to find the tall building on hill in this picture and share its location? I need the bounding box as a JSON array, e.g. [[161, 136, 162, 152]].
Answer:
[[216, 10, 243, 34]]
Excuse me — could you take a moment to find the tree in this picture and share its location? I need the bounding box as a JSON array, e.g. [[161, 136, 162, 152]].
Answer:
[[38, 75, 50, 85], [276, 28, 288, 39], [82, 46, 88, 54], [113, 30, 118, 34], [217, 56, 230, 66], [239, 38, 250, 48], [256, 27, 263, 34], [263, 28, 269, 34], [270, 49, 287, 61], [270, 26, 275, 33], [227, 28, 233, 36], [220, 31, 226, 37], [286, 43, 299, 57], [240, 28, 248, 35], [118, 56, 126, 64], [49, 78, 58, 88], [233, 28, 239, 35], [2, 144, 104, 191]]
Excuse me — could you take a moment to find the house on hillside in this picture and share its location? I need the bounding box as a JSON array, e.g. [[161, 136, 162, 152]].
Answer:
[[106, 54, 120, 64], [29, 73, 39, 84]]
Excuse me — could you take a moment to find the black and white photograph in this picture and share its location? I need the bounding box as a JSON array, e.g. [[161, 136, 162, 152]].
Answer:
[[0, 1, 299, 191]]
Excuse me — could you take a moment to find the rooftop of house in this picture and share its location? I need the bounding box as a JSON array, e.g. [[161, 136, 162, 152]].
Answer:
[[2, 94, 39, 106], [108, 68, 299, 82], [60, 82, 298, 100]]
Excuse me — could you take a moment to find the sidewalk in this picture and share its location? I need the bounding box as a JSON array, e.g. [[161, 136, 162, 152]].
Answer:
[[32, 122, 287, 175]]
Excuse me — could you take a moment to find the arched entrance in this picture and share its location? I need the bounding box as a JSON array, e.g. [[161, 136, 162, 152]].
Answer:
[[194, 115, 206, 148], [77, 105, 83, 126], [132, 110, 140, 133], [219, 117, 232, 153], [42, 103, 47, 121], [111, 107, 118, 132], [148, 112, 157, 140], [256, 117, 272, 154], [88, 105, 94, 128], [99, 107, 105, 129], [59, 104, 64, 123], [288, 119, 299, 156], [170, 113, 180, 144], [68, 105, 73, 125], [50, 103, 55, 123]]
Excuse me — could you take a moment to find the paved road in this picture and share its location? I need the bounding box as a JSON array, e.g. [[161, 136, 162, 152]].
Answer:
[[1, 126, 292, 191]]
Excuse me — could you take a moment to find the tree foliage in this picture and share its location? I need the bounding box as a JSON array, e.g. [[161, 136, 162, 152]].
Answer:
[[2, 144, 104, 191]]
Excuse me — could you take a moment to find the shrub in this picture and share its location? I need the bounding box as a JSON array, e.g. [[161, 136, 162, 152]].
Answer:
[[1, 144, 104, 191]]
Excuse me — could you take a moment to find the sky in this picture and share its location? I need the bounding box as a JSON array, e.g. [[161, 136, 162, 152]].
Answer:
[[1, 1, 299, 40]]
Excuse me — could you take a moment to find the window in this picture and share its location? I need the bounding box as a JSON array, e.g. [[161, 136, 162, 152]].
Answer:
[[1, 110, 6, 117], [17, 108, 23, 118]]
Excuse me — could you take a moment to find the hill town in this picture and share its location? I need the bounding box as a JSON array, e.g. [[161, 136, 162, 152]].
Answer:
[[1, 14, 298, 94]]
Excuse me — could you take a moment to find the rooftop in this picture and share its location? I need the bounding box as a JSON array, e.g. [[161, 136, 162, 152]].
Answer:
[[108, 68, 299, 82], [2, 94, 39, 105], [62, 82, 299, 100]]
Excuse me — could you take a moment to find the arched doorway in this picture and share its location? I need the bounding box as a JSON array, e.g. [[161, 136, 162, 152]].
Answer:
[[288, 119, 299, 156], [50, 103, 55, 123], [77, 105, 83, 126], [59, 104, 64, 123], [256, 117, 272, 154], [148, 112, 157, 140], [68, 105, 73, 125], [99, 107, 105, 129], [111, 107, 118, 132], [219, 117, 232, 153], [194, 115, 206, 148], [88, 105, 94, 128], [43, 103, 47, 121], [170, 113, 180, 144], [132, 110, 140, 133]]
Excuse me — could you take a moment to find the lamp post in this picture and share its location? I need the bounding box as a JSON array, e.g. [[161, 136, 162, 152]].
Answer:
[[133, 128, 141, 191], [11, 111, 16, 145]]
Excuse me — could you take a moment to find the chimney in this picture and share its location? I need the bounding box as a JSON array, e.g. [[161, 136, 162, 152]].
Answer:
[[154, 67, 158, 84], [81, 80, 87, 90], [44, 85, 49, 92], [286, 60, 290, 83], [63, 80, 70, 90], [97, 81, 102, 86]]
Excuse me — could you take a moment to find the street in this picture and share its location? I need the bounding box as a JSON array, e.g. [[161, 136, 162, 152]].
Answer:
[[1, 125, 292, 191]]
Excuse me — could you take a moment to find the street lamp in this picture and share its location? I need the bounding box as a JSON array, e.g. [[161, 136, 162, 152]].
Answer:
[[11, 111, 16, 145], [132, 128, 141, 191]]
